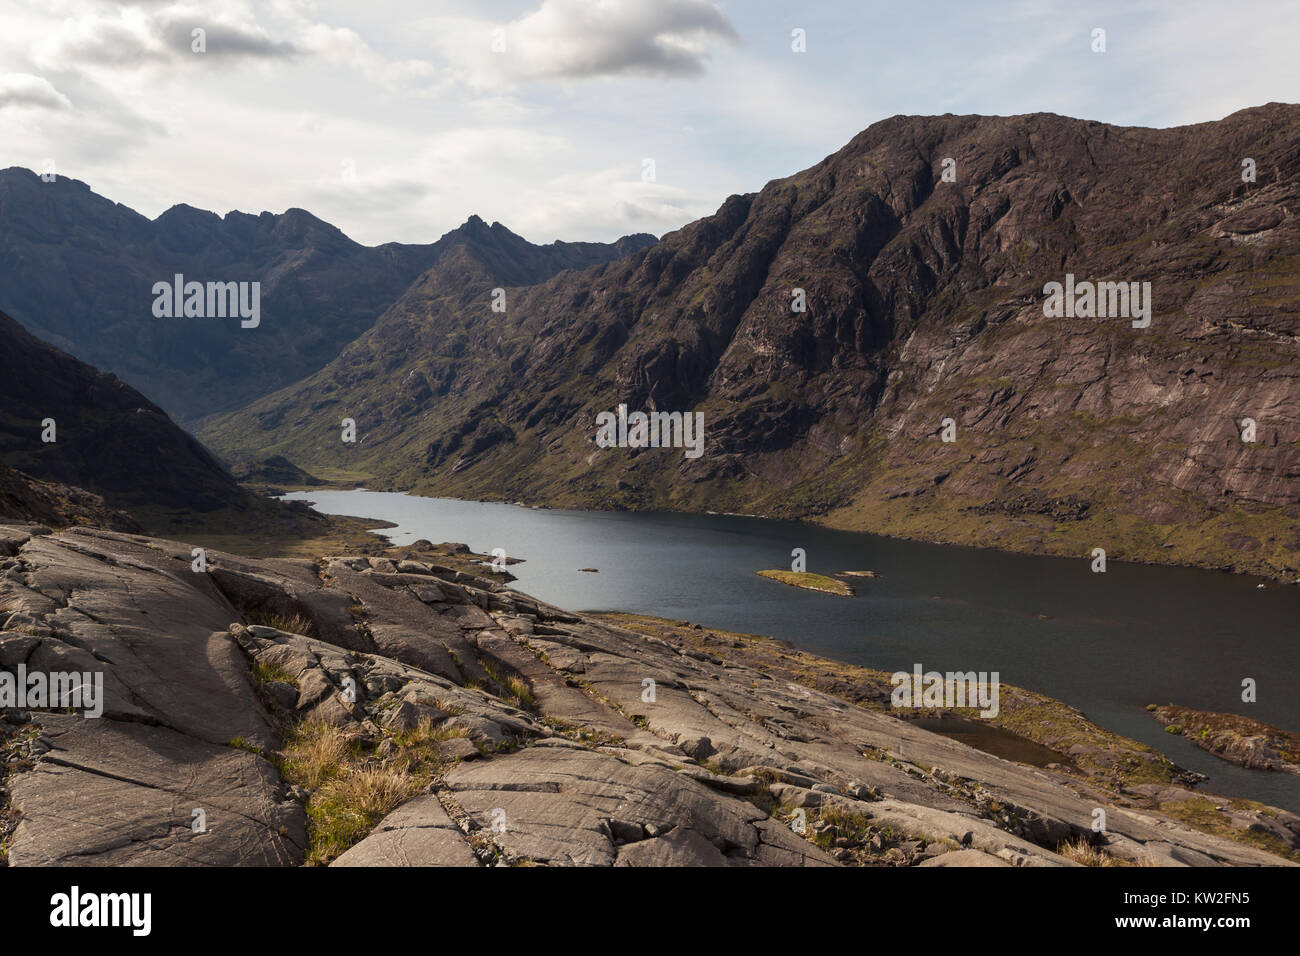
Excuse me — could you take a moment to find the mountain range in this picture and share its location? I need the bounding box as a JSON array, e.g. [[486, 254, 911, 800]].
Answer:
[[0, 168, 654, 422], [3, 104, 1300, 872], [197, 104, 1300, 579]]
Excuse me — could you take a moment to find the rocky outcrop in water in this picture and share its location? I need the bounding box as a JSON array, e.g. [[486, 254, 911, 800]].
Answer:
[[1150, 704, 1300, 774]]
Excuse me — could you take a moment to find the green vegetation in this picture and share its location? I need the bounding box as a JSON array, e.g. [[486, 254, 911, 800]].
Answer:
[[227, 736, 265, 757], [251, 660, 299, 688], [756, 569, 853, 597], [274, 717, 441, 865], [244, 609, 316, 637], [810, 806, 873, 849]]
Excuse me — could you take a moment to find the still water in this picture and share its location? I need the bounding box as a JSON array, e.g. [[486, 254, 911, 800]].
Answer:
[[284, 489, 1300, 811]]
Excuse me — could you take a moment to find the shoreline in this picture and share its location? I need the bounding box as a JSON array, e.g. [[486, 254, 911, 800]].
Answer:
[[265, 482, 1297, 584], [592, 610, 1300, 864], [1149, 704, 1300, 776], [7, 521, 1297, 866], [266, 487, 1300, 790]]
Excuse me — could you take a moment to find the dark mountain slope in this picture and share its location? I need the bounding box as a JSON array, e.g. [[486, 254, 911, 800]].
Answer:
[[0, 309, 323, 536], [0, 461, 140, 532], [200, 105, 1300, 578], [0, 169, 654, 421]]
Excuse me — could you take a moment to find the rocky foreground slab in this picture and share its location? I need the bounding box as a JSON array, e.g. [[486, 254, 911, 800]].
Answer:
[[1, 524, 1296, 867]]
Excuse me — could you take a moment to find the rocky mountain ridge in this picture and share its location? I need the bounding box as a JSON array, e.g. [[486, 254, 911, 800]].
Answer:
[[0, 463, 140, 533], [200, 104, 1300, 579], [0, 168, 655, 421]]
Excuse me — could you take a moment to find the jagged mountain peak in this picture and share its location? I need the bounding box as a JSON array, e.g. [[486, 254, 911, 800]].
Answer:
[[202, 106, 1300, 580], [0, 178, 652, 421]]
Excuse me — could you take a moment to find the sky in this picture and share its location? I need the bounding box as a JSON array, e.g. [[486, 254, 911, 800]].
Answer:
[[0, 0, 1295, 247]]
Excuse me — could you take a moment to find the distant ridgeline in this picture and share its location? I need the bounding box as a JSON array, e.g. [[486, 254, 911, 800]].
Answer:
[[0, 168, 655, 422]]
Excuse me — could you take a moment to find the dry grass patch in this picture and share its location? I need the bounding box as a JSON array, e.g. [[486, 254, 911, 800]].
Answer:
[[478, 658, 535, 709], [396, 715, 468, 747], [276, 716, 452, 865], [279, 718, 356, 792], [756, 569, 853, 597], [1157, 797, 1299, 864], [307, 767, 422, 863], [1058, 837, 1127, 867], [244, 607, 316, 637]]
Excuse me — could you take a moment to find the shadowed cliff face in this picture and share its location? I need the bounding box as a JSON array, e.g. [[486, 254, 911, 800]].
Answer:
[[0, 309, 328, 536], [0, 309, 242, 511], [0, 170, 655, 422], [202, 105, 1300, 578]]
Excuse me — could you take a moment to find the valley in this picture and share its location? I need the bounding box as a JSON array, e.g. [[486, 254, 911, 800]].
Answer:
[[3, 104, 1299, 873], [197, 106, 1300, 582]]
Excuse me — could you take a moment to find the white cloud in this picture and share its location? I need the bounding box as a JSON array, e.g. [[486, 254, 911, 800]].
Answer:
[[30, 10, 167, 69], [0, 0, 1295, 253], [432, 0, 738, 90], [28, 2, 298, 71], [295, 22, 439, 91], [0, 73, 73, 111]]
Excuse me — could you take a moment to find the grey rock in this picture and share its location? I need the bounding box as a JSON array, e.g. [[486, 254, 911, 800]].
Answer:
[[332, 795, 478, 867], [2, 522, 1292, 870], [918, 850, 1013, 867]]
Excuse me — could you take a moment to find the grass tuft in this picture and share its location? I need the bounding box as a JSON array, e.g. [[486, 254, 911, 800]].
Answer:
[[245, 607, 316, 636], [306, 767, 423, 863], [252, 660, 299, 687], [274, 716, 451, 865], [1058, 837, 1126, 867]]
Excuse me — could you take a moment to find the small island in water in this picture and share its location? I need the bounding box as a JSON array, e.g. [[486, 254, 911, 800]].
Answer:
[[1149, 703, 1300, 775], [756, 569, 854, 597]]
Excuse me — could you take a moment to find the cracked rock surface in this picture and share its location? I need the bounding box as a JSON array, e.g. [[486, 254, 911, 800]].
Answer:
[[1, 524, 1294, 867]]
